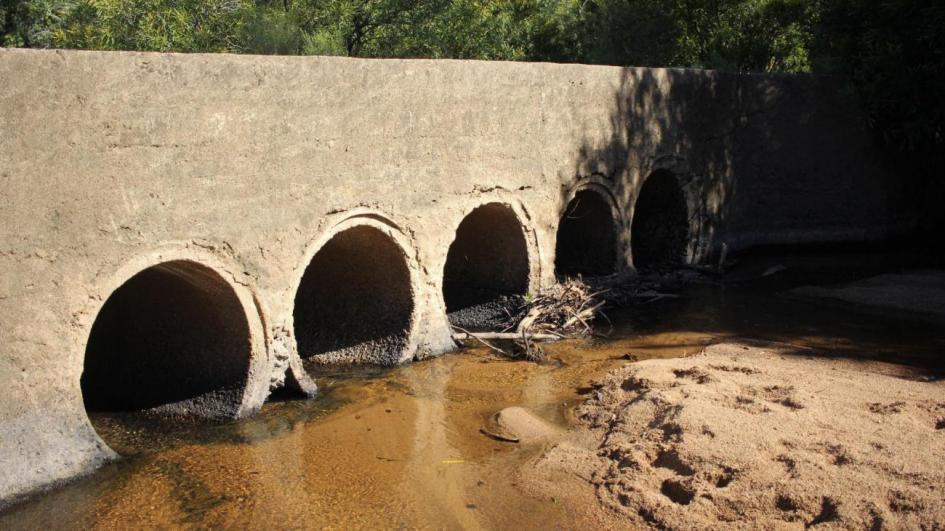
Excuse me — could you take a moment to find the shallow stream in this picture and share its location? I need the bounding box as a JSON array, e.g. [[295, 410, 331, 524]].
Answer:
[[2, 266, 942, 529]]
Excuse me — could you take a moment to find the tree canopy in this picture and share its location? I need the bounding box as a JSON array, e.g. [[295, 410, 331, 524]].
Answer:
[[2, 0, 942, 151], [1, 0, 823, 70]]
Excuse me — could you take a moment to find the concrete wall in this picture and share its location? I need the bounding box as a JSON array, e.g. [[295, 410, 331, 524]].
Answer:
[[0, 48, 901, 504]]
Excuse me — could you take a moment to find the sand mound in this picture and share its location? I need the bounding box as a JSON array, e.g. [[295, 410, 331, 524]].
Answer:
[[529, 343, 945, 529], [487, 407, 562, 444]]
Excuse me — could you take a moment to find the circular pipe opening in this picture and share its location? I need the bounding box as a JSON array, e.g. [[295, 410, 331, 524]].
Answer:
[[631, 170, 690, 272], [82, 260, 252, 421], [294, 225, 414, 365], [555, 189, 618, 277], [443, 203, 529, 330]]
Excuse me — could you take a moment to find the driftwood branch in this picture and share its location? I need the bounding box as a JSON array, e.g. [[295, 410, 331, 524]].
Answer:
[[450, 325, 510, 355], [452, 332, 561, 342]]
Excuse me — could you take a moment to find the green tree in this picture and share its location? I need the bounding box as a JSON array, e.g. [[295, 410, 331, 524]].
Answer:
[[241, 2, 303, 54], [816, 0, 944, 150], [289, 0, 442, 57], [2, 0, 83, 47], [0, 0, 19, 46], [578, 0, 674, 66], [78, 0, 250, 52], [579, 0, 819, 72]]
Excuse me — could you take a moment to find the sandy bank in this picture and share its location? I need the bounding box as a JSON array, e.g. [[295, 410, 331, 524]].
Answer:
[[524, 342, 945, 529]]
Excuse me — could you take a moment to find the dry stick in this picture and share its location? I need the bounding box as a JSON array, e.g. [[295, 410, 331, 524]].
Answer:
[[561, 314, 581, 332], [451, 325, 510, 356], [515, 313, 538, 335], [595, 309, 614, 337], [588, 299, 607, 313], [567, 301, 600, 333], [633, 291, 682, 300], [520, 325, 532, 358], [718, 242, 728, 273], [641, 294, 672, 304], [452, 331, 561, 342], [519, 322, 550, 362]]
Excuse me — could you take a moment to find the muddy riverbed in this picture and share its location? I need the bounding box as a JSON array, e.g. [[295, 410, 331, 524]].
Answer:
[[2, 260, 943, 529]]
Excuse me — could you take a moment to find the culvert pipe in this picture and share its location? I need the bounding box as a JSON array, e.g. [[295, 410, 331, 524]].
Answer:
[[294, 224, 416, 366], [555, 189, 619, 277], [631, 170, 690, 272], [82, 260, 255, 422], [442, 202, 530, 331]]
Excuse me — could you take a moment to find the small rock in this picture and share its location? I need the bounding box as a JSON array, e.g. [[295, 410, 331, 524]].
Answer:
[[489, 406, 562, 444]]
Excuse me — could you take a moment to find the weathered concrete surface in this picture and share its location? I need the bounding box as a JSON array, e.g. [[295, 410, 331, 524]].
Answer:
[[0, 48, 903, 504]]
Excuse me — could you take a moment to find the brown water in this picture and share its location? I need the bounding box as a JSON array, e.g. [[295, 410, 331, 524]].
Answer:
[[2, 274, 943, 530]]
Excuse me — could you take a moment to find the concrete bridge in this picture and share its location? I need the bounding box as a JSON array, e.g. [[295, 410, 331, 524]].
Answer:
[[0, 48, 905, 504]]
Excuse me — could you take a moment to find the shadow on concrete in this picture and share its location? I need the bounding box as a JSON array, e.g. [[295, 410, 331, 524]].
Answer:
[[558, 66, 942, 375]]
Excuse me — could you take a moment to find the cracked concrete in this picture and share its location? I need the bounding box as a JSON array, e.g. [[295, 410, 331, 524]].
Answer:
[[0, 49, 905, 505]]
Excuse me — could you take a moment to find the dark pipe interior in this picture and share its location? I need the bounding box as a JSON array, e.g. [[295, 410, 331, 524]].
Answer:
[[442, 203, 529, 312], [555, 189, 618, 277], [294, 225, 414, 365], [82, 260, 251, 419], [631, 170, 690, 272]]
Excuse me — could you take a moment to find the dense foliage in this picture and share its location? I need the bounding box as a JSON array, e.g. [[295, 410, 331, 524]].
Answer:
[[815, 0, 943, 150], [1, 0, 821, 70], [1, 0, 942, 151]]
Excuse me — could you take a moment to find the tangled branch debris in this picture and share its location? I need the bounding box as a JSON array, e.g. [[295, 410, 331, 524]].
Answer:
[[452, 273, 684, 362], [509, 277, 605, 339]]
